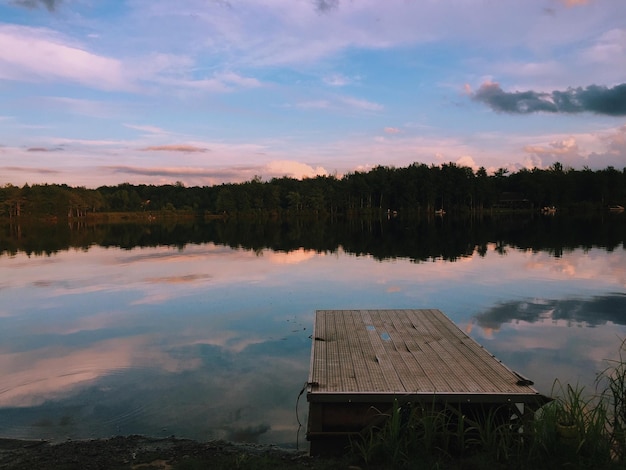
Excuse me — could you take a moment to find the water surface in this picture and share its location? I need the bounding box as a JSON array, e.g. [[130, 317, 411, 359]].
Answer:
[[1, 215, 625, 446]]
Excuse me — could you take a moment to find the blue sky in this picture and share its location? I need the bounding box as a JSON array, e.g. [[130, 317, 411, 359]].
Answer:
[[1, 0, 625, 188]]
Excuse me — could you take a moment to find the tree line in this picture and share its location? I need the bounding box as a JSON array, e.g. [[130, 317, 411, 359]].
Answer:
[[1, 162, 625, 218]]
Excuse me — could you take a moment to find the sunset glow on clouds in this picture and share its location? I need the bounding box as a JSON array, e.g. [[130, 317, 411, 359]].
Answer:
[[0, 0, 625, 187]]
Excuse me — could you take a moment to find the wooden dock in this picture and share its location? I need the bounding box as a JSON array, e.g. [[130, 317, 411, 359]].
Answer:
[[306, 309, 550, 454]]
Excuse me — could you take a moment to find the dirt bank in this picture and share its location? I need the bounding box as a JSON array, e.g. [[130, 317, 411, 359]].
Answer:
[[0, 435, 347, 469]]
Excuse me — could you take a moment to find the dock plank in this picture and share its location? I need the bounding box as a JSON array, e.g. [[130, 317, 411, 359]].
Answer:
[[309, 309, 546, 402], [426, 310, 521, 393], [345, 310, 384, 392], [384, 310, 446, 393], [414, 309, 485, 393], [333, 310, 359, 392], [360, 310, 405, 391]]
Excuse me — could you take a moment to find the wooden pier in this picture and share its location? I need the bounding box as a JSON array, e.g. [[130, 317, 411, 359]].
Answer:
[[306, 309, 550, 454]]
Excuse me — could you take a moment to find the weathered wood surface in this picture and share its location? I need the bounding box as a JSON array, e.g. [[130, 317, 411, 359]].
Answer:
[[308, 309, 546, 403]]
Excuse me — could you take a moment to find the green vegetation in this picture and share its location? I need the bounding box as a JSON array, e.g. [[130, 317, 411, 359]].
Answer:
[[349, 341, 626, 469], [2, 162, 625, 219]]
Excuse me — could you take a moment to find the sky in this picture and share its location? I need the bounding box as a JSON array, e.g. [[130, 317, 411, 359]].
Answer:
[[1, 0, 625, 188]]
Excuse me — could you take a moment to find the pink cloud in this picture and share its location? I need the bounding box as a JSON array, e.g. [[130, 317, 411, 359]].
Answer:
[[265, 249, 318, 265], [560, 0, 590, 6], [456, 155, 479, 171], [524, 138, 579, 156], [144, 274, 213, 284], [264, 160, 328, 179], [141, 144, 209, 153], [0, 25, 131, 91], [603, 124, 626, 155]]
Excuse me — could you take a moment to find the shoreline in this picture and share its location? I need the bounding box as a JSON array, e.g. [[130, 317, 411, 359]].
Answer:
[[0, 435, 343, 469]]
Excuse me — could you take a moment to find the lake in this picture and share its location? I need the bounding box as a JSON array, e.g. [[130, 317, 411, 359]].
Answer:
[[1, 214, 625, 447]]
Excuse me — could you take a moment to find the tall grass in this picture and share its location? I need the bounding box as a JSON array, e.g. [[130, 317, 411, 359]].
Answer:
[[350, 341, 626, 469], [351, 400, 461, 469], [597, 338, 626, 461], [532, 381, 612, 468]]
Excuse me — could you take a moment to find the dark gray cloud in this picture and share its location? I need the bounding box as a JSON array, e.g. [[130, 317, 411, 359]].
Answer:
[[314, 0, 339, 13], [473, 82, 626, 116], [26, 146, 63, 152], [472, 294, 626, 330], [140, 144, 209, 153], [12, 0, 61, 12], [103, 165, 259, 181], [2, 166, 60, 174]]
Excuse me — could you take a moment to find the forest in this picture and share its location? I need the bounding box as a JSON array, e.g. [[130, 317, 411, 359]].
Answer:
[[1, 162, 625, 219]]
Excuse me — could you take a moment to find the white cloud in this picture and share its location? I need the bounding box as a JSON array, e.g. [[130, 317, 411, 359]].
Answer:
[[0, 24, 132, 91], [0, 24, 262, 95], [522, 126, 626, 169], [131, 52, 195, 79], [294, 95, 382, 112], [264, 160, 328, 179], [581, 29, 626, 66], [323, 73, 352, 86], [524, 138, 579, 157], [121, 0, 458, 68], [141, 144, 208, 153], [156, 71, 262, 93], [295, 100, 332, 109], [124, 124, 171, 135], [456, 155, 479, 171], [39, 97, 126, 118], [602, 124, 626, 154], [217, 71, 262, 88], [340, 96, 383, 111]]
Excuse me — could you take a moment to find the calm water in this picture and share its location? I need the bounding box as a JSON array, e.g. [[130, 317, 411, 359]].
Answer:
[[1, 215, 626, 447]]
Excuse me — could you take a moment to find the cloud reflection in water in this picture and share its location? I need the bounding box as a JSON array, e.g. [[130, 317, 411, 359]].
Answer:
[[472, 294, 626, 329], [1, 241, 626, 446]]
